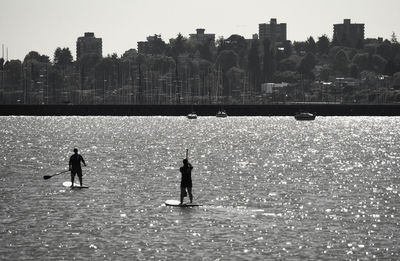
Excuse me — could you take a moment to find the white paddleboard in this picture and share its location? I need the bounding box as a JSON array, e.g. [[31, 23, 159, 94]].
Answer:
[[62, 181, 89, 189], [165, 199, 202, 207]]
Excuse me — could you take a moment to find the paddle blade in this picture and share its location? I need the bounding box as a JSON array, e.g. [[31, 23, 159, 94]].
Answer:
[[43, 175, 52, 180]]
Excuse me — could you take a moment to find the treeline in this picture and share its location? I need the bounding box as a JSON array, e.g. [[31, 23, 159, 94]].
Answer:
[[1, 33, 400, 104]]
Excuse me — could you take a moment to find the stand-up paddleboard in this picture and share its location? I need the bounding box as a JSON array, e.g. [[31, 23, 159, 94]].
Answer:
[[165, 200, 202, 207], [62, 181, 89, 189]]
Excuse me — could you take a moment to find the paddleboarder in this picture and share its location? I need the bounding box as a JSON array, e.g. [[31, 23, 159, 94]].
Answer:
[[69, 148, 86, 187], [180, 158, 193, 205]]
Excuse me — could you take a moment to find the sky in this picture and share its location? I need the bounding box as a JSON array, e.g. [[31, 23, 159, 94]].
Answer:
[[0, 0, 399, 61]]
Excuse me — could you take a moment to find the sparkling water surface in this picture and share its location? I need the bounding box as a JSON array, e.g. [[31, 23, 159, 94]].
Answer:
[[1, 116, 399, 260]]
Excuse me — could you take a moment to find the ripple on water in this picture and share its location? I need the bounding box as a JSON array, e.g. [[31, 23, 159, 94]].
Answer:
[[0, 116, 399, 259]]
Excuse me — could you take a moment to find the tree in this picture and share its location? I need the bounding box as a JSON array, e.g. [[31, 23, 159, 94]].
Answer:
[[149, 34, 166, 55], [216, 36, 226, 52], [282, 40, 292, 57], [121, 49, 137, 63], [391, 42, 400, 68], [391, 32, 398, 44], [224, 34, 248, 67], [149, 55, 175, 74], [385, 59, 400, 76], [352, 53, 369, 71], [393, 72, 400, 89], [361, 70, 378, 89], [262, 39, 276, 82], [175, 33, 186, 54], [356, 38, 364, 49], [53, 47, 73, 67], [293, 41, 306, 54], [135, 54, 146, 103], [297, 53, 316, 76], [216, 50, 238, 96], [273, 71, 299, 83], [305, 36, 317, 54], [4, 60, 22, 87], [376, 40, 393, 61], [23, 51, 51, 97], [363, 44, 377, 56], [349, 63, 360, 78], [170, 33, 186, 58], [47, 68, 63, 103], [94, 57, 117, 103], [216, 50, 238, 71], [317, 35, 330, 54], [52, 47, 73, 102], [278, 57, 298, 71], [198, 38, 215, 62], [319, 66, 332, 81], [248, 39, 261, 91], [371, 54, 387, 74], [226, 66, 244, 96], [333, 50, 349, 76], [24, 51, 49, 64]]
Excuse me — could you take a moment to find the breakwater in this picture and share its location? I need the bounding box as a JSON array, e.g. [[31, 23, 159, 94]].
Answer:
[[1, 104, 400, 116]]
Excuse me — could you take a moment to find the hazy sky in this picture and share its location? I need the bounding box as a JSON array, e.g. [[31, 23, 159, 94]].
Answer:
[[1, 0, 399, 61]]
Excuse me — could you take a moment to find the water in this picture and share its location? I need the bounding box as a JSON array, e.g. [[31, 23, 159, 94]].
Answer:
[[1, 116, 399, 260]]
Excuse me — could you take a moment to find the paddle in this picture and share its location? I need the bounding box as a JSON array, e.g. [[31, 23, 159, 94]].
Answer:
[[43, 170, 69, 180], [186, 149, 189, 160]]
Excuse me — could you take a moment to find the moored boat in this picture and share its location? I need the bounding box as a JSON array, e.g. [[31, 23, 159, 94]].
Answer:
[[295, 112, 316, 121], [216, 110, 228, 118], [187, 112, 197, 119]]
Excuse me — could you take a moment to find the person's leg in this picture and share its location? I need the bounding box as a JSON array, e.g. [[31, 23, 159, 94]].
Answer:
[[180, 187, 185, 204], [188, 187, 193, 203], [77, 169, 83, 186], [71, 172, 75, 187]]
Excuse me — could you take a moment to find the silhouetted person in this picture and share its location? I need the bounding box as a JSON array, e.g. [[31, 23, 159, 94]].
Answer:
[[69, 148, 86, 187], [180, 159, 193, 204]]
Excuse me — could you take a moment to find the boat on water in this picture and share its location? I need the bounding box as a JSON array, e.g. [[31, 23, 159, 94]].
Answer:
[[295, 112, 316, 121], [187, 112, 198, 119], [216, 110, 228, 118], [187, 104, 197, 119]]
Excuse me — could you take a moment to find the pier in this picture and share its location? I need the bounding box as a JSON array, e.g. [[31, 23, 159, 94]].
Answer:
[[1, 104, 400, 116]]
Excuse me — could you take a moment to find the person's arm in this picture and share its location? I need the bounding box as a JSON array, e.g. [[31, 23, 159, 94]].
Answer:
[[69, 156, 72, 171], [81, 156, 87, 166]]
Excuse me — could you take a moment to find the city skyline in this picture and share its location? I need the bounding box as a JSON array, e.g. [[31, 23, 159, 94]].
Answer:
[[1, 0, 399, 61]]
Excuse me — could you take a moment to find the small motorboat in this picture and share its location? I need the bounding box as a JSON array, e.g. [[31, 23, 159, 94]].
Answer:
[[295, 112, 316, 121], [216, 110, 228, 118], [187, 112, 198, 119]]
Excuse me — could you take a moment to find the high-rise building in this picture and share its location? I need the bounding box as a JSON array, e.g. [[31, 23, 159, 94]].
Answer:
[[189, 29, 215, 43], [259, 18, 287, 43], [333, 19, 365, 48], [76, 32, 102, 60]]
